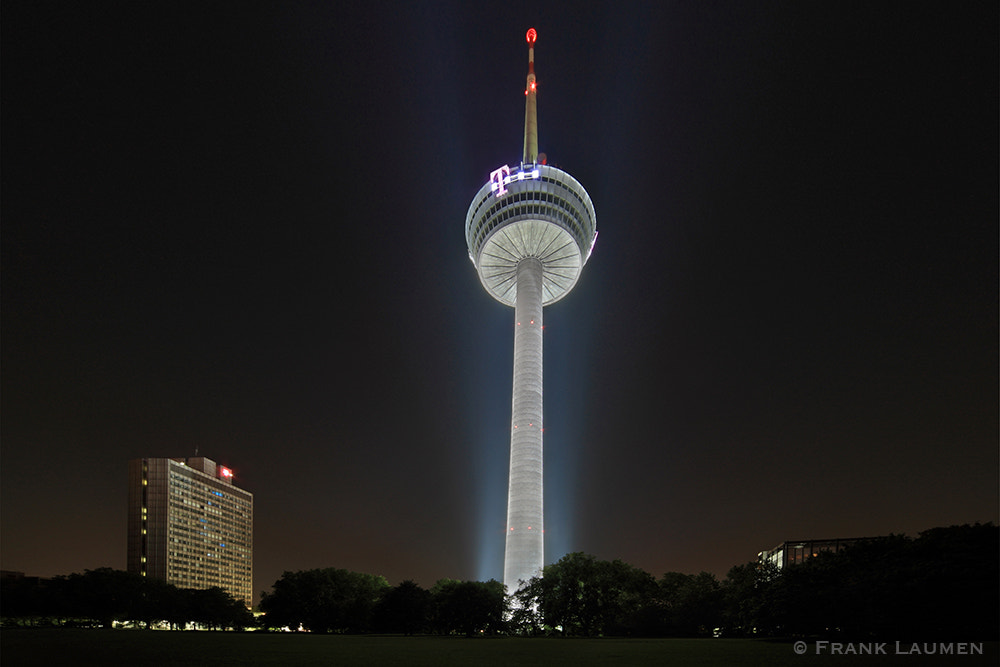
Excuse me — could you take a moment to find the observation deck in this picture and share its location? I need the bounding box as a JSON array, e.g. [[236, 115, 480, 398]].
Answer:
[[466, 163, 597, 307]]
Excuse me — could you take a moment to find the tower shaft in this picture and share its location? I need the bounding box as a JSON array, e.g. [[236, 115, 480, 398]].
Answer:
[[504, 257, 544, 591]]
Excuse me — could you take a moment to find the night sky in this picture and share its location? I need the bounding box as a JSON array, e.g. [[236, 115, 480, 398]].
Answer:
[[3, 2, 997, 602]]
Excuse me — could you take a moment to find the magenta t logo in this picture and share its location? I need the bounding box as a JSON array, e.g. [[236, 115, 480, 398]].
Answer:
[[490, 165, 511, 197]]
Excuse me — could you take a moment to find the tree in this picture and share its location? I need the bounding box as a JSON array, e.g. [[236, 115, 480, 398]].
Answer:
[[658, 571, 723, 636], [0, 574, 51, 626], [61, 568, 144, 627], [260, 568, 390, 633], [188, 587, 252, 630], [515, 553, 658, 637], [133, 577, 180, 629], [908, 523, 998, 640], [430, 579, 507, 636], [373, 580, 431, 634], [722, 560, 780, 636]]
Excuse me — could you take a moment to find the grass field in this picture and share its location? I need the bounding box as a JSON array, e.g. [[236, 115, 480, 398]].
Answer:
[[2, 630, 996, 666]]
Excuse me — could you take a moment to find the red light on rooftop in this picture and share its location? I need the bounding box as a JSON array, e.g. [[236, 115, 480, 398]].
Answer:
[[526, 28, 537, 45], [219, 466, 233, 478]]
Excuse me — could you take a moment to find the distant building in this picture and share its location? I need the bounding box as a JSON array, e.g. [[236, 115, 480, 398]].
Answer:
[[127, 457, 253, 606], [0, 570, 43, 585], [759, 537, 875, 569]]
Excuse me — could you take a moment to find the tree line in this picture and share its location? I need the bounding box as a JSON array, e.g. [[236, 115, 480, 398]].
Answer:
[[259, 572, 506, 635], [511, 523, 997, 639], [1, 567, 253, 630], [3, 524, 996, 639], [513, 523, 997, 639]]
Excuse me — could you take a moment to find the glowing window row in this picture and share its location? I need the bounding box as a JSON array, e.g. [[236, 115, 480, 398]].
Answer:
[[470, 184, 590, 241], [472, 196, 589, 258], [168, 474, 252, 505], [169, 482, 251, 509]]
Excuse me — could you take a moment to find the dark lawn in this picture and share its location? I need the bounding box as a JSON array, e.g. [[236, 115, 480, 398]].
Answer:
[[1, 630, 996, 666]]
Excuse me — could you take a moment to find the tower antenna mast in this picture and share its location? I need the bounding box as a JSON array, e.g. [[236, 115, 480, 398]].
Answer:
[[523, 28, 538, 166]]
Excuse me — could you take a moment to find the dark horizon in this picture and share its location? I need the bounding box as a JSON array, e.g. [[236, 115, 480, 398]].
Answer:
[[2, 2, 997, 599]]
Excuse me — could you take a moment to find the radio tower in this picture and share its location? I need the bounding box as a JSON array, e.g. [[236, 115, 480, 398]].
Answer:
[[465, 28, 597, 592]]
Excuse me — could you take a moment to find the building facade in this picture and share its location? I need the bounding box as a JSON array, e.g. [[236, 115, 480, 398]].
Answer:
[[127, 457, 253, 606], [759, 537, 874, 569]]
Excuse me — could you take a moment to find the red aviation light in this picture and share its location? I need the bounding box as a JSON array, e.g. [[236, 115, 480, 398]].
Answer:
[[219, 466, 233, 479], [526, 28, 537, 45]]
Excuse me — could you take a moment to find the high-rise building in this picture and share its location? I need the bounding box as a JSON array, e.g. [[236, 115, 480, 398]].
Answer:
[[465, 29, 597, 592], [127, 457, 253, 606]]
